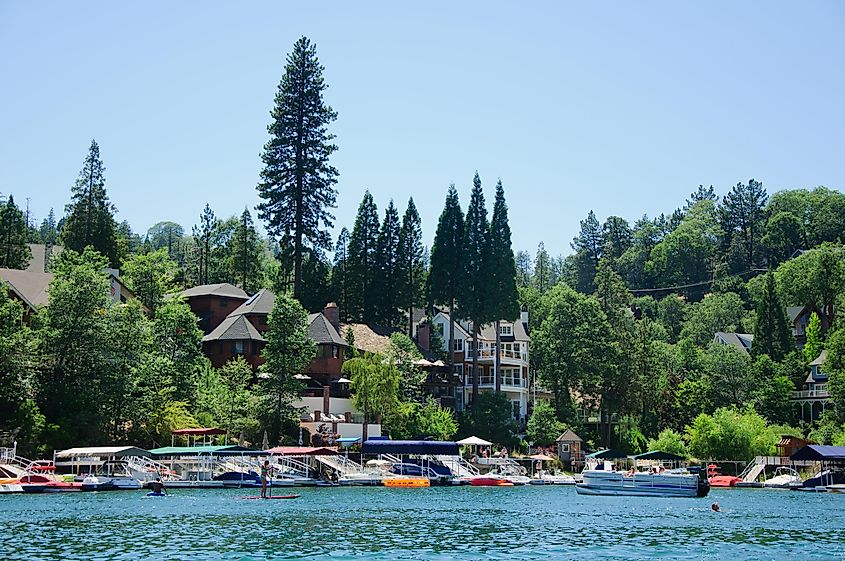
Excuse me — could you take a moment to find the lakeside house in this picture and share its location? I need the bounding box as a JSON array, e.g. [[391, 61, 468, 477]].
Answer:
[[713, 332, 754, 355], [793, 350, 830, 423], [0, 267, 144, 322], [429, 308, 532, 421], [787, 304, 828, 349]]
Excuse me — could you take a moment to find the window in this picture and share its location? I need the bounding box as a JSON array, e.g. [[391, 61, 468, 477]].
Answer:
[[454, 338, 464, 352], [233, 341, 245, 355], [560, 443, 570, 453], [332, 345, 339, 359], [500, 324, 513, 336], [454, 364, 464, 383]]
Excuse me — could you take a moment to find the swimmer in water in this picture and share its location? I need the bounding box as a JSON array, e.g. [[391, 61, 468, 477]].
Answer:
[[711, 502, 720, 512]]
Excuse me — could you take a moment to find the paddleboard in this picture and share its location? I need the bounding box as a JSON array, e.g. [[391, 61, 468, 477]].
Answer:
[[146, 492, 166, 497], [240, 494, 301, 500]]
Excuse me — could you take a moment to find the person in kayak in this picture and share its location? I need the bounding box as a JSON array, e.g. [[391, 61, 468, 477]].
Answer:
[[151, 477, 166, 495]]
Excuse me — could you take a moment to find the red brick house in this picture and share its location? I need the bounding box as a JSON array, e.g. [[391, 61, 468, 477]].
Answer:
[[178, 283, 248, 335], [201, 288, 275, 369]]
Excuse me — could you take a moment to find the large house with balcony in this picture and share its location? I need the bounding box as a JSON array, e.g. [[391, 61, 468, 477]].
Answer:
[[793, 350, 831, 422], [787, 304, 828, 349], [430, 308, 531, 422]]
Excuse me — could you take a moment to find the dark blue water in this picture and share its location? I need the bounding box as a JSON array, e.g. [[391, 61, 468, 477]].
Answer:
[[2, 486, 844, 560]]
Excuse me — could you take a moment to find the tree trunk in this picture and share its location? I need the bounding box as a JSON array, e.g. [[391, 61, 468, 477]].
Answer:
[[472, 324, 480, 404], [407, 262, 414, 338], [495, 319, 501, 392]]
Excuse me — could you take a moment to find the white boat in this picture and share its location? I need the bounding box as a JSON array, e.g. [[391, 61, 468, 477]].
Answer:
[[338, 471, 385, 486], [542, 473, 576, 485], [763, 467, 802, 489], [81, 460, 142, 490], [576, 468, 709, 497], [501, 475, 530, 485]]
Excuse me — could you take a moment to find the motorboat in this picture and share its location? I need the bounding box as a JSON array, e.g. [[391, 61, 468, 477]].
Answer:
[[802, 469, 845, 489], [338, 471, 385, 486], [80, 460, 142, 490], [469, 475, 514, 487], [19, 474, 82, 492], [576, 467, 709, 497], [707, 464, 742, 487], [541, 473, 576, 485], [763, 467, 802, 489]]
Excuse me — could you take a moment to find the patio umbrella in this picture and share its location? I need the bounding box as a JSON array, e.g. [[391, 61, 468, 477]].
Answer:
[[456, 436, 493, 446], [529, 454, 555, 461], [261, 430, 269, 451]]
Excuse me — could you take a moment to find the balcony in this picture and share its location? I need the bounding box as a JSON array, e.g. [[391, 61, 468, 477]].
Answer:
[[792, 389, 830, 400], [463, 376, 527, 390], [466, 348, 528, 363]]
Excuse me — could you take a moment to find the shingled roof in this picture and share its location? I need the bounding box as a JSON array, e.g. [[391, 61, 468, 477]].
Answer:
[[179, 283, 248, 300], [308, 313, 346, 346], [0, 268, 53, 309], [202, 314, 265, 342], [230, 288, 275, 317]]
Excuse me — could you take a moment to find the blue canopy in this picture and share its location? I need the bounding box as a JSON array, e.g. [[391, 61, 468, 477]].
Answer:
[[791, 445, 845, 462], [361, 439, 459, 456]]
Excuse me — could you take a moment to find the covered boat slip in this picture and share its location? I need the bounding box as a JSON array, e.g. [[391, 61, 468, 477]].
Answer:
[[354, 439, 462, 484], [53, 446, 166, 478], [790, 445, 845, 489]]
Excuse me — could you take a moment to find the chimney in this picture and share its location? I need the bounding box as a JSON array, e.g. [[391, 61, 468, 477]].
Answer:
[[323, 302, 340, 332], [520, 304, 529, 326], [322, 385, 330, 415], [417, 322, 430, 352]]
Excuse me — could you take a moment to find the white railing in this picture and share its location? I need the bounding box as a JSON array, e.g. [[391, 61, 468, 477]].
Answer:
[[792, 389, 830, 399], [467, 349, 528, 362], [464, 378, 528, 389]]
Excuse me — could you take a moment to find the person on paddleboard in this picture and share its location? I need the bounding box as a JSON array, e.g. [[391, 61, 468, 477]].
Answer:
[[260, 460, 272, 498], [151, 477, 166, 495]]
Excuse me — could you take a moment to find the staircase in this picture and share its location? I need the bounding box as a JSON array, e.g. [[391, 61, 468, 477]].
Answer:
[[434, 455, 479, 478], [315, 455, 363, 477], [124, 455, 176, 480], [739, 456, 769, 483], [0, 446, 32, 479]]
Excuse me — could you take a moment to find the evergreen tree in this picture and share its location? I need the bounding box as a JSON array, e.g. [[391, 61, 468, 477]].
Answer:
[[487, 180, 520, 391], [397, 198, 425, 337], [515, 250, 532, 288], [0, 195, 32, 269], [601, 216, 632, 262], [256, 36, 338, 301], [803, 312, 824, 363], [684, 184, 718, 211], [752, 271, 792, 361], [532, 242, 552, 293], [373, 201, 401, 326], [331, 228, 350, 322], [60, 140, 119, 266], [429, 185, 464, 367], [230, 208, 264, 293], [297, 248, 332, 312], [719, 179, 768, 270], [39, 208, 58, 245], [459, 172, 492, 403], [346, 192, 379, 323], [572, 210, 603, 267]]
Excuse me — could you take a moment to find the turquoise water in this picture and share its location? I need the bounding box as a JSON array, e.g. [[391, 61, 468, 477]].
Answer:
[[2, 486, 844, 560]]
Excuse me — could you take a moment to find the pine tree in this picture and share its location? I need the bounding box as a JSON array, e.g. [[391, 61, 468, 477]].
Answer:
[[532, 242, 552, 292], [685, 184, 717, 211], [256, 36, 338, 301], [719, 179, 768, 270], [487, 180, 520, 391], [397, 198, 425, 337], [347, 192, 380, 323], [39, 208, 58, 245], [373, 201, 401, 326], [331, 228, 350, 322], [230, 208, 264, 293], [429, 185, 464, 367], [0, 195, 32, 269], [572, 210, 603, 267], [753, 271, 792, 361], [459, 172, 492, 403], [60, 140, 119, 266], [191, 204, 217, 285]]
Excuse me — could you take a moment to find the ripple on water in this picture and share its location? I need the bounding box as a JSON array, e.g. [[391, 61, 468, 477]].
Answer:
[[2, 487, 845, 560]]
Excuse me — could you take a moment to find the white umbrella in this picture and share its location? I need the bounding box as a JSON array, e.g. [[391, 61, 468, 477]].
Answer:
[[261, 430, 269, 450], [457, 436, 493, 446]]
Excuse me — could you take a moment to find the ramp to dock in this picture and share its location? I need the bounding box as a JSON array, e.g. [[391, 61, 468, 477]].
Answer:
[[315, 455, 363, 477]]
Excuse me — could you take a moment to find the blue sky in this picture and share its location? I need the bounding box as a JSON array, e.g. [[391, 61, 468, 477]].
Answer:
[[1, 1, 842, 257]]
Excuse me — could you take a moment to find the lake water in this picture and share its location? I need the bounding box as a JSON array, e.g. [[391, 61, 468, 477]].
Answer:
[[2, 486, 844, 560]]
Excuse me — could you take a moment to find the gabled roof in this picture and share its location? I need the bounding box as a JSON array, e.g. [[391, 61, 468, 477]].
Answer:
[[179, 283, 248, 299], [432, 312, 472, 338], [714, 332, 753, 354], [341, 322, 394, 354], [810, 349, 827, 367], [230, 288, 275, 317], [308, 312, 346, 346], [478, 319, 530, 342], [202, 314, 265, 342], [0, 268, 53, 309], [556, 429, 583, 443], [790, 445, 845, 462], [787, 305, 811, 322], [806, 350, 829, 384]]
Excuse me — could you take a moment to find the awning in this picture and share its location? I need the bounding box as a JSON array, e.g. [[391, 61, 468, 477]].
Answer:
[[632, 450, 686, 461], [362, 439, 460, 456], [171, 428, 226, 436], [790, 445, 845, 462], [586, 448, 628, 460], [456, 436, 493, 446], [265, 446, 338, 456], [335, 377, 352, 383], [55, 446, 152, 459]]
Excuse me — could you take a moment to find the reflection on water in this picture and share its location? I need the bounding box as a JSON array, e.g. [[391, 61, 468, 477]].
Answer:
[[2, 487, 844, 560]]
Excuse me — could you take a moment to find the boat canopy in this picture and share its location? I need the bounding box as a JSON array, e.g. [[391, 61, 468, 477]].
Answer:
[[55, 446, 152, 458], [456, 436, 493, 446], [171, 428, 227, 436], [790, 445, 845, 462], [148, 445, 265, 456], [265, 446, 338, 456], [362, 439, 460, 456], [632, 450, 686, 462], [586, 448, 627, 459]]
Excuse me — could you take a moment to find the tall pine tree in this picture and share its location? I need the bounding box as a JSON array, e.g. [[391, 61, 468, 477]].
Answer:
[[39, 208, 58, 245], [373, 201, 401, 326], [429, 185, 464, 367], [0, 195, 31, 269], [397, 198, 425, 337], [192, 204, 217, 285], [459, 172, 492, 403], [61, 140, 119, 266], [229, 208, 264, 294], [347, 192, 380, 323], [719, 179, 768, 270], [256, 36, 338, 301], [487, 180, 520, 391], [752, 270, 792, 361]]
